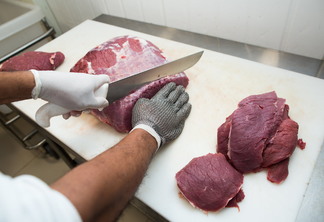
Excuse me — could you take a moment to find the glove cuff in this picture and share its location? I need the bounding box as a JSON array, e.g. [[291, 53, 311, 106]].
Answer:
[[131, 124, 161, 150], [30, 69, 42, 99]]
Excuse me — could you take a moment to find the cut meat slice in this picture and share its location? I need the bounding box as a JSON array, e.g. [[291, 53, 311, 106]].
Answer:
[[0, 51, 65, 71], [175, 153, 244, 212], [228, 91, 286, 173], [267, 158, 290, 184], [226, 189, 245, 209], [262, 119, 298, 167], [217, 91, 302, 183], [70, 35, 189, 132], [216, 115, 232, 158]]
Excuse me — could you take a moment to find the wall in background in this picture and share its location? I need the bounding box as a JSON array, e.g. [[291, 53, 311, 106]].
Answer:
[[36, 0, 323, 59], [19, 0, 34, 3]]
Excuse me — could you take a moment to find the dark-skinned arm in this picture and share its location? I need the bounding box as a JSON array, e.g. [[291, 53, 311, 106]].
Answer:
[[51, 128, 157, 222], [51, 82, 191, 222], [0, 71, 35, 104]]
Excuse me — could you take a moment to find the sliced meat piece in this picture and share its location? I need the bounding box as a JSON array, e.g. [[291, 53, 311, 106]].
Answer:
[[226, 189, 245, 209], [216, 115, 232, 158], [228, 92, 286, 173], [175, 153, 244, 212], [267, 158, 290, 184], [217, 91, 304, 187], [262, 119, 298, 167], [70, 35, 189, 132], [0, 51, 65, 71]]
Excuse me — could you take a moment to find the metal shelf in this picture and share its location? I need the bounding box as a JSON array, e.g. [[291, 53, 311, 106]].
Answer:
[[0, 19, 55, 63], [0, 104, 77, 168]]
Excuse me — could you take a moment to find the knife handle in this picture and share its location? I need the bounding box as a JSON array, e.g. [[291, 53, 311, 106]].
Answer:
[[35, 103, 70, 127], [35, 83, 109, 128]]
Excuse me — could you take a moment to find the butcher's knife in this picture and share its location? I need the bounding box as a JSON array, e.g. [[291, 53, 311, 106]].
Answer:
[[35, 51, 204, 127], [106, 51, 203, 102]]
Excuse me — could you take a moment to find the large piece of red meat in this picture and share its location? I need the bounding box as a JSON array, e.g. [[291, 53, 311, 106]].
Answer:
[[176, 92, 303, 214], [217, 91, 301, 183], [70, 36, 189, 132], [0, 51, 65, 71]]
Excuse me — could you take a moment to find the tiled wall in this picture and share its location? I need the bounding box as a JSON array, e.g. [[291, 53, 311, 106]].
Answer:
[[40, 0, 323, 59]]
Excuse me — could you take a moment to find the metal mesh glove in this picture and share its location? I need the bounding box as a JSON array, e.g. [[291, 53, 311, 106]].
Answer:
[[132, 82, 192, 148]]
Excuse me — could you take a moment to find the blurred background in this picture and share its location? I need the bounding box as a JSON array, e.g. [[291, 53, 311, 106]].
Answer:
[[29, 0, 324, 60]]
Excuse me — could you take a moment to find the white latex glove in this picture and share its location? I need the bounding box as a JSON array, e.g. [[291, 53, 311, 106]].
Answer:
[[30, 70, 110, 127]]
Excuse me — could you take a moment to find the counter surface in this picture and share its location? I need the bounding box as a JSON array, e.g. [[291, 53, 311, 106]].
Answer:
[[12, 20, 324, 222]]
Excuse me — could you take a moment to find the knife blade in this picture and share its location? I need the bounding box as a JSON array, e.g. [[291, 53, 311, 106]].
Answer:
[[107, 51, 204, 103]]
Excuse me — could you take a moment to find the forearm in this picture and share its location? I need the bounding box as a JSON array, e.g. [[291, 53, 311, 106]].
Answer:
[[0, 71, 35, 104], [51, 129, 158, 222]]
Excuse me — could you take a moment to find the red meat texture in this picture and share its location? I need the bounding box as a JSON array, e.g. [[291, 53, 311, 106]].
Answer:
[[176, 153, 244, 212], [267, 158, 290, 183], [0, 51, 65, 71], [70, 35, 189, 132], [217, 91, 304, 183], [176, 92, 304, 214]]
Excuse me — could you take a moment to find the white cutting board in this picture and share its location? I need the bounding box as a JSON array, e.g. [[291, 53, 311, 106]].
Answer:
[[12, 20, 324, 222]]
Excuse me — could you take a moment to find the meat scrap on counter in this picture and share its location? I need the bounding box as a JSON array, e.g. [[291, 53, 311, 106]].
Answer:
[[70, 35, 189, 133], [176, 91, 305, 213], [0, 51, 65, 71]]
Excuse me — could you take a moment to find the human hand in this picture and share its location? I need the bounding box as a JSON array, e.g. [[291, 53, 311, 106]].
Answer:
[[31, 70, 109, 110], [30, 70, 109, 127], [132, 82, 192, 148]]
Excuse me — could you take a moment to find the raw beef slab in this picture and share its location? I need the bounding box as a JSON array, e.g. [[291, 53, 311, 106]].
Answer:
[[176, 153, 244, 212], [225, 91, 286, 173], [176, 92, 303, 214], [217, 91, 302, 183], [0, 51, 65, 71], [70, 36, 189, 132]]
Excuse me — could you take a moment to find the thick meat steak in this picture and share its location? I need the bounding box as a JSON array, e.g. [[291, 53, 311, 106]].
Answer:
[[0, 51, 65, 71]]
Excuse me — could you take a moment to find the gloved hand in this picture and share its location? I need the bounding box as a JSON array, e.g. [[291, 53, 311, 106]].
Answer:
[[31, 70, 109, 110], [30, 70, 110, 127], [132, 82, 192, 148]]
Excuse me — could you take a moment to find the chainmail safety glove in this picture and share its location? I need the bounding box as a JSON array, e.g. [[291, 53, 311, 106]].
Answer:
[[132, 82, 192, 149], [30, 70, 110, 127]]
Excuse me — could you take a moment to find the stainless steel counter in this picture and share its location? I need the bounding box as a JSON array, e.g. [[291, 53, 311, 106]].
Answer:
[[94, 14, 324, 221]]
